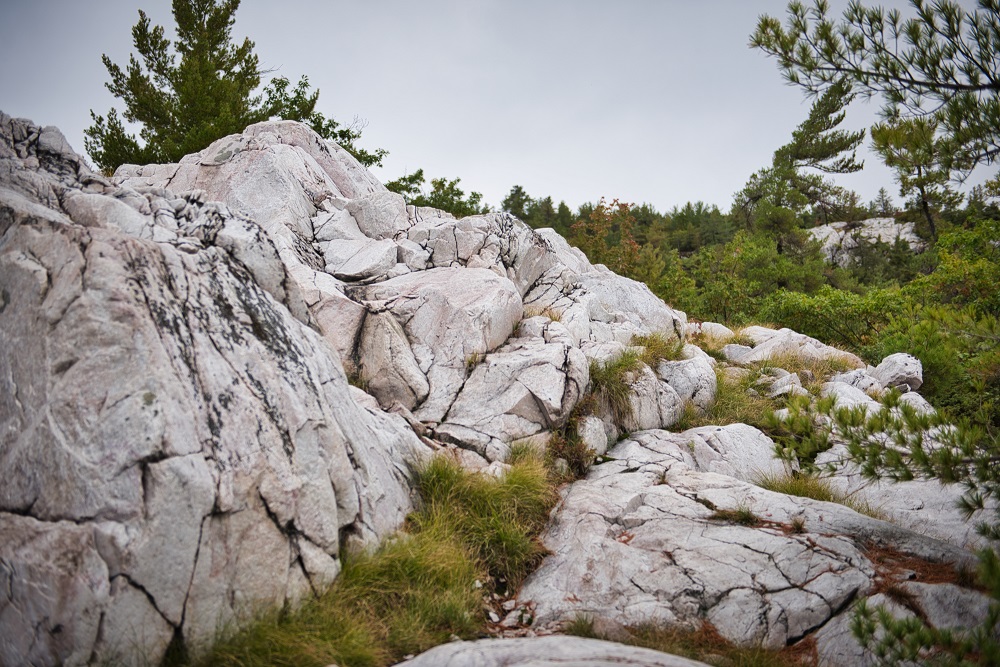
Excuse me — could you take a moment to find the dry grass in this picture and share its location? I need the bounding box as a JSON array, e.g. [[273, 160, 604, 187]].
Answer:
[[186, 451, 559, 667], [566, 617, 814, 667], [754, 471, 890, 521]]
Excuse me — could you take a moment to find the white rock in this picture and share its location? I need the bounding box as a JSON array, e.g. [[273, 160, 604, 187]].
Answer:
[[655, 354, 717, 410], [323, 238, 397, 280], [872, 352, 923, 391], [401, 636, 713, 666]]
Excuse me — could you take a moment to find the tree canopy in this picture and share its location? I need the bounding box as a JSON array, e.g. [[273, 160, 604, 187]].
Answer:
[[85, 0, 385, 173], [751, 0, 1000, 180]]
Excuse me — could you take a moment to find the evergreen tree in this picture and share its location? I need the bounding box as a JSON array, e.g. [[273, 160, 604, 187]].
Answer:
[[751, 0, 1000, 179], [86, 0, 384, 173], [501, 185, 532, 221], [872, 117, 964, 239], [733, 78, 864, 233], [868, 187, 897, 217]]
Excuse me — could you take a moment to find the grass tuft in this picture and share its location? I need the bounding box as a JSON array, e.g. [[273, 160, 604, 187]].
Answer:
[[567, 618, 811, 667], [755, 471, 889, 521], [589, 349, 643, 423], [710, 503, 763, 527], [190, 452, 559, 667], [632, 332, 685, 368]]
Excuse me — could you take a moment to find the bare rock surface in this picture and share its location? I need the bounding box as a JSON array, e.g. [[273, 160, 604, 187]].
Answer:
[[731, 326, 865, 368], [808, 217, 924, 266], [2, 113, 985, 667], [397, 636, 712, 667], [0, 114, 431, 665], [517, 424, 981, 663]]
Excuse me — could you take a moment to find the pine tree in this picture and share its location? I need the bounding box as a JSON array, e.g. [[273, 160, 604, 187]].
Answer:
[[872, 117, 964, 239], [751, 0, 1000, 180], [85, 0, 384, 173], [733, 78, 864, 233]]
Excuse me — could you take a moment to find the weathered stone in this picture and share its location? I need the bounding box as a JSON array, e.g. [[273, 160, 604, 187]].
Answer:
[[0, 115, 431, 666], [400, 636, 712, 667], [323, 237, 397, 280], [518, 425, 973, 656], [358, 310, 430, 410], [871, 352, 923, 391], [440, 323, 588, 458], [352, 267, 523, 422], [656, 353, 717, 410], [732, 326, 865, 368], [809, 217, 924, 267]]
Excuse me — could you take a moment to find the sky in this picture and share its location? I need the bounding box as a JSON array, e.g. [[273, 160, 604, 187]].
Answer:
[[0, 0, 987, 213]]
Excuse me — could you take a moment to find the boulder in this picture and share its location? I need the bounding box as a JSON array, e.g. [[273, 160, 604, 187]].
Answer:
[[400, 636, 712, 667], [871, 352, 923, 391], [439, 320, 588, 460], [731, 327, 865, 368]]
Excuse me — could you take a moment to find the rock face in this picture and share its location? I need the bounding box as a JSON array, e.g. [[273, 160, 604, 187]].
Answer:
[[1, 113, 986, 667], [517, 425, 984, 663], [808, 217, 924, 266], [0, 115, 690, 665], [0, 114, 438, 665]]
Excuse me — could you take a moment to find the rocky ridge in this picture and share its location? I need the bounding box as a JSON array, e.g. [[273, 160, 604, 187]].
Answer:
[[0, 114, 987, 666], [807, 216, 924, 266]]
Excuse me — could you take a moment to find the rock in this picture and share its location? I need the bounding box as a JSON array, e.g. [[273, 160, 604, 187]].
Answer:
[[722, 343, 752, 362], [324, 238, 398, 280], [439, 322, 588, 460], [829, 369, 882, 395], [1, 115, 431, 664], [821, 382, 882, 412], [768, 373, 808, 398], [686, 320, 734, 341], [399, 636, 713, 667], [577, 415, 611, 457], [624, 365, 684, 432], [871, 352, 923, 391], [655, 353, 717, 411], [808, 217, 924, 267], [731, 327, 865, 368], [517, 424, 974, 657], [358, 311, 430, 410], [351, 267, 523, 423]]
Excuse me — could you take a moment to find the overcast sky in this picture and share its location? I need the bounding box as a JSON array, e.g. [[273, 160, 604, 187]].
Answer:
[[0, 0, 986, 213]]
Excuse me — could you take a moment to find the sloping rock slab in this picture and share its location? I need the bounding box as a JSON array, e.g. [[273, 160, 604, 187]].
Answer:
[[517, 426, 974, 655], [397, 636, 711, 667]]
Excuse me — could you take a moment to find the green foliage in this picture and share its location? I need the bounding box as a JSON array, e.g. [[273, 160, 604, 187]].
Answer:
[[685, 230, 828, 324], [760, 285, 906, 350], [86, 0, 384, 173], [751, 0, 1000, 177], [589, 348, 643, 424], [632, 332, 685, 368], [413, 453, 556, 588], [500, 185, 575, 237], [710, 503, 764, 527], [387, 170, 489, 218], [192, 453, 558, 666], [569, 198, 640, 275], [733, 79, 865, 232], [829, 390, 1000, 664], [673, 366, 778, 432], [872, 117, 965, 238]]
